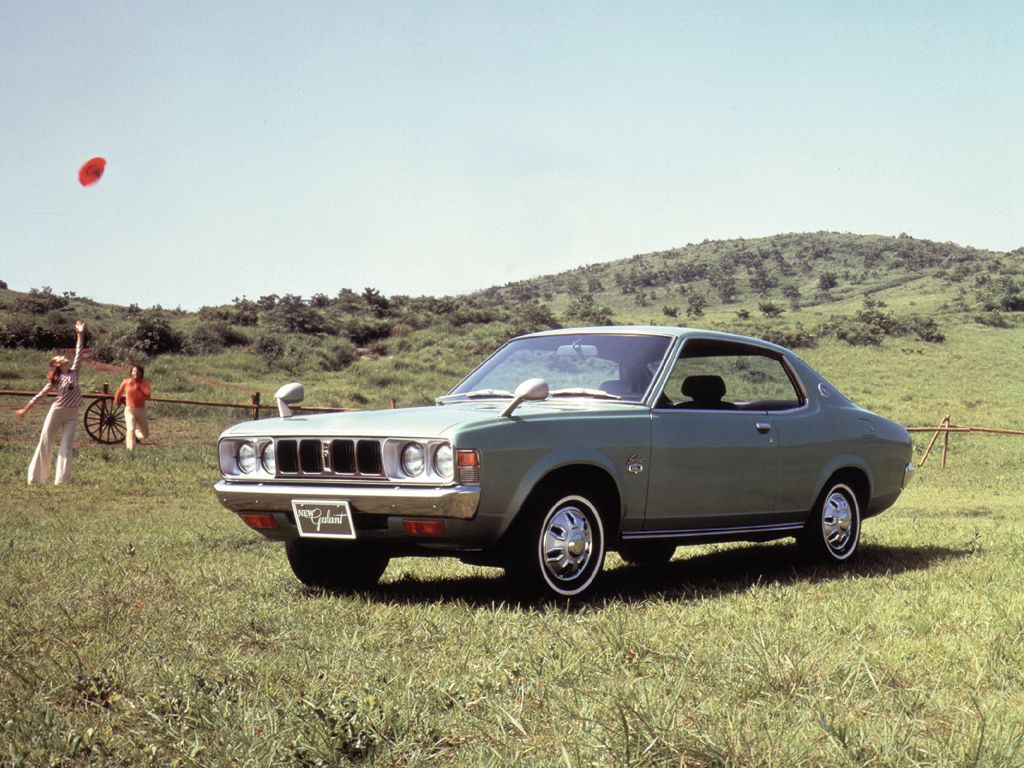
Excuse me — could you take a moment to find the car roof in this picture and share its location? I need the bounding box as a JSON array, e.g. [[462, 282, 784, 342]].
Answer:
[[516, 325, 792, 355]]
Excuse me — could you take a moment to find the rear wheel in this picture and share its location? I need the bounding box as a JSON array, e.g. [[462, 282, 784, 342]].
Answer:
[[506, 490, 607, 599], [285, 539, 389, 591], [798, 482, 861, 562]]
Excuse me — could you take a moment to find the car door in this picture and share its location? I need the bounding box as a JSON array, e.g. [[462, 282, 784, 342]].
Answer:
[[647, 408, 778, 531], [643, 339, 802, 531]]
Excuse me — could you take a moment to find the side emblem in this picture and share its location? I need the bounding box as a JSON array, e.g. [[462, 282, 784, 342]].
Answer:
[[627, 454, 644, 475]]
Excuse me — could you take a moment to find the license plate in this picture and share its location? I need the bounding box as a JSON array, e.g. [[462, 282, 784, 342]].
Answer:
[[292, 500, 356, 539]]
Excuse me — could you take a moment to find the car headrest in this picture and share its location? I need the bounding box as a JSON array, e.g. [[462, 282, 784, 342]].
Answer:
[[681, 375, 726, 402]]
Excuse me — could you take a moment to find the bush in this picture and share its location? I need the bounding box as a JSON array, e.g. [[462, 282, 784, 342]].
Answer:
[[974, 311, 1009, 328], [93, 312, 183, 362], [320, 340, 359, 371], [565, 294, 613, 326], [0, 312, 72, 350], [752, 323, 818, 349], [13, 287, 68, 314], [341, 317, 393, 346]]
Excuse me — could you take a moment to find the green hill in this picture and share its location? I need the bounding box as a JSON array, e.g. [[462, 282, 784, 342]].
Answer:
[[2, 231, 1023, 423]]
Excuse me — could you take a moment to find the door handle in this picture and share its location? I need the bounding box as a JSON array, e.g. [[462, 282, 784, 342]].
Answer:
[[755, 422, 771, 434]]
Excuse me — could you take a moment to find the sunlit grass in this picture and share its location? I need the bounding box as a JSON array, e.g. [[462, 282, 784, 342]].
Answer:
[[3, 312, 1024, 765]]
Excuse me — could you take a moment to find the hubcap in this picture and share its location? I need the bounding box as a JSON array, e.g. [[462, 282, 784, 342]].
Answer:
[[542, 506, 593, 582], [821, 491, 855, 554]]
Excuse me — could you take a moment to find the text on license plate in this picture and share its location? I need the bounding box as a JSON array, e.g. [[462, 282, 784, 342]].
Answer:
[[292, 500, 356, 539]]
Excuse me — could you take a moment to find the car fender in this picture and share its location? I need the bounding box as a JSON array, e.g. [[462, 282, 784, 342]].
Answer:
[[812, 453, 874, 508], [498, 446, 626, 537]]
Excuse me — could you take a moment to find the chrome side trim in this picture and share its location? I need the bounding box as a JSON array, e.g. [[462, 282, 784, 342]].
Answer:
[[213, 481, 480, 520], [622, 522, 804, 540]]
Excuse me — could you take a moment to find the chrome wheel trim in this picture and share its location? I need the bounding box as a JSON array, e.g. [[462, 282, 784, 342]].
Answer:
[[820, 484, 859, 559], [537, 496, 605, 595]]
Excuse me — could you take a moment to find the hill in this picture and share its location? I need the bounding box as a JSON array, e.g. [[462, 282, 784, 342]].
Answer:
[[2, 231, 1022, 420]]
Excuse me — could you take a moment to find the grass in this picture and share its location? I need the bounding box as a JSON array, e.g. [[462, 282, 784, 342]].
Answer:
[[2, 325, 1024, 767]]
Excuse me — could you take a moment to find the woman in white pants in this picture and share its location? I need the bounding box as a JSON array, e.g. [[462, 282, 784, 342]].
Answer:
[[16, 320, 86, 485]]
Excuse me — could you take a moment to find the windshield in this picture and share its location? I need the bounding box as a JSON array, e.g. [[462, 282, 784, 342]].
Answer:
[[447, 333, 674, 403]]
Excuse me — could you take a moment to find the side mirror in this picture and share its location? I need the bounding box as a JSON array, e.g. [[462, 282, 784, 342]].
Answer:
[[275, 382, 304, 418], [500, 378, 549, 418]]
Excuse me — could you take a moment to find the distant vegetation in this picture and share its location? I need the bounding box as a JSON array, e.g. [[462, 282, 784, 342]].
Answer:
[[1, 232, 1022, 404]]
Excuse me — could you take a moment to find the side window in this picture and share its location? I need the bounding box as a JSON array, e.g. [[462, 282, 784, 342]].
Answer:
[[659, 342, 802, 410]]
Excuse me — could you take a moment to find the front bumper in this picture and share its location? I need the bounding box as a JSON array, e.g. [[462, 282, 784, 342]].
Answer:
[[213, 480, 481, 520]]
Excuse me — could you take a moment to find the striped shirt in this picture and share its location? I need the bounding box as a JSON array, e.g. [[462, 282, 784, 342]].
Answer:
[[28, 337, 84, 409]]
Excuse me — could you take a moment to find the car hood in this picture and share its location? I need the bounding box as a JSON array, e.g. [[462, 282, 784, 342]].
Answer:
[[220, 399, 642, 439]]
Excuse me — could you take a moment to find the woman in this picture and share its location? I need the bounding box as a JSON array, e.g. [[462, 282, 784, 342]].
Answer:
[[16, 320, 87, 484], [113, 364, 151, 451]]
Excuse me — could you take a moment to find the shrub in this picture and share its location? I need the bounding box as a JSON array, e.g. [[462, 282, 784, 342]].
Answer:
[[752, 323, 818, 349], [93, 312, 183, 362], [508, 302, 559, 336], [974, 311, 1009, 328], [13, 287, 68, 314], [320, 340, 359, 371], [565, 294, 613, 326], [0, 312, 71, 349], [341, 317, 393, 346]]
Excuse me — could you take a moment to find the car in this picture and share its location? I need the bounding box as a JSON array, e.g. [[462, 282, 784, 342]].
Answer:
[[213, 326, 914, 599]]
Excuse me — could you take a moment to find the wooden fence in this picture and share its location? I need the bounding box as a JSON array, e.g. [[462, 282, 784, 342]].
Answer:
[[906, 415, 1024, 469]]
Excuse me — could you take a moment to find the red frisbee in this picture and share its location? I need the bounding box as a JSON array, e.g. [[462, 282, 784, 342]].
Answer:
[[78, 157, 106, 186]]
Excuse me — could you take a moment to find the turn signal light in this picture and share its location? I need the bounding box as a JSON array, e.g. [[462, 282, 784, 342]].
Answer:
[[403, 519, 445, 536], [240, 513, 278, 530], [456, 450, 480, 484]]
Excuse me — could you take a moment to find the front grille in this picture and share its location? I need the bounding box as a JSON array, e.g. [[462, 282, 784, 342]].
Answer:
[[330, 440, 356, 473], [277, 440, 299, 473], [299, 439, 323, 473], [274, 438, 383, 478], [357, 440, 383, 475]]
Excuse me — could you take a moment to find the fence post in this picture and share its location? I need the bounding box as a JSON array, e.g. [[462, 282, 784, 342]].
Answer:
[[918, 414, 950, 468], [251, 392, 260, 421], [941, 415, 951, 469]]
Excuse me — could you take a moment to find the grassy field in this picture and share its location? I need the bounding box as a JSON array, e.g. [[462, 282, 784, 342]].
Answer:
[[2, 318, 1023, 767]]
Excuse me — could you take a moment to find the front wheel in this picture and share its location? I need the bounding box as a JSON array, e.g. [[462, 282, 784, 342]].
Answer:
[[798, 482, 861, 562], [285, 539, 389, 592], [506, 491, 607, 599]]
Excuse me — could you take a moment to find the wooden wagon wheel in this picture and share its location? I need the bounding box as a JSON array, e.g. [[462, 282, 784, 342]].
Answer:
[[83, 399, 126, 445]]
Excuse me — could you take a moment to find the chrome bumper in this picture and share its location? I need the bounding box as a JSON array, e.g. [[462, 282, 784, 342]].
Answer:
[[213, 480, 480, 520], [902, 462, 916, 489]]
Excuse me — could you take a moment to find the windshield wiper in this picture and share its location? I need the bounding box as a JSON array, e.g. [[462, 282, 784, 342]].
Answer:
[[437, 388, 515, 403], [548, 388, 622, 400]]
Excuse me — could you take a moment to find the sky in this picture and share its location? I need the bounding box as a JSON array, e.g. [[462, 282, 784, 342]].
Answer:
[[1, 1, 1022, 310]]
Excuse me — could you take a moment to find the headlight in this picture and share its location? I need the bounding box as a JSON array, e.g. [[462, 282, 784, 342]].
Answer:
[[261, 442, 276, 474], [434, 444, 454, 480], [401, 442, 425, 476], [237, 442, 257, 474]]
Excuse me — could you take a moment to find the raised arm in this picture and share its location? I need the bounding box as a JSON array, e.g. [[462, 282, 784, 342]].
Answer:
[[70, 320, 85, 372]]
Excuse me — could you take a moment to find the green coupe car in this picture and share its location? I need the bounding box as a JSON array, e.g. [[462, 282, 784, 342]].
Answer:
[[214, 326, 914, 599]]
